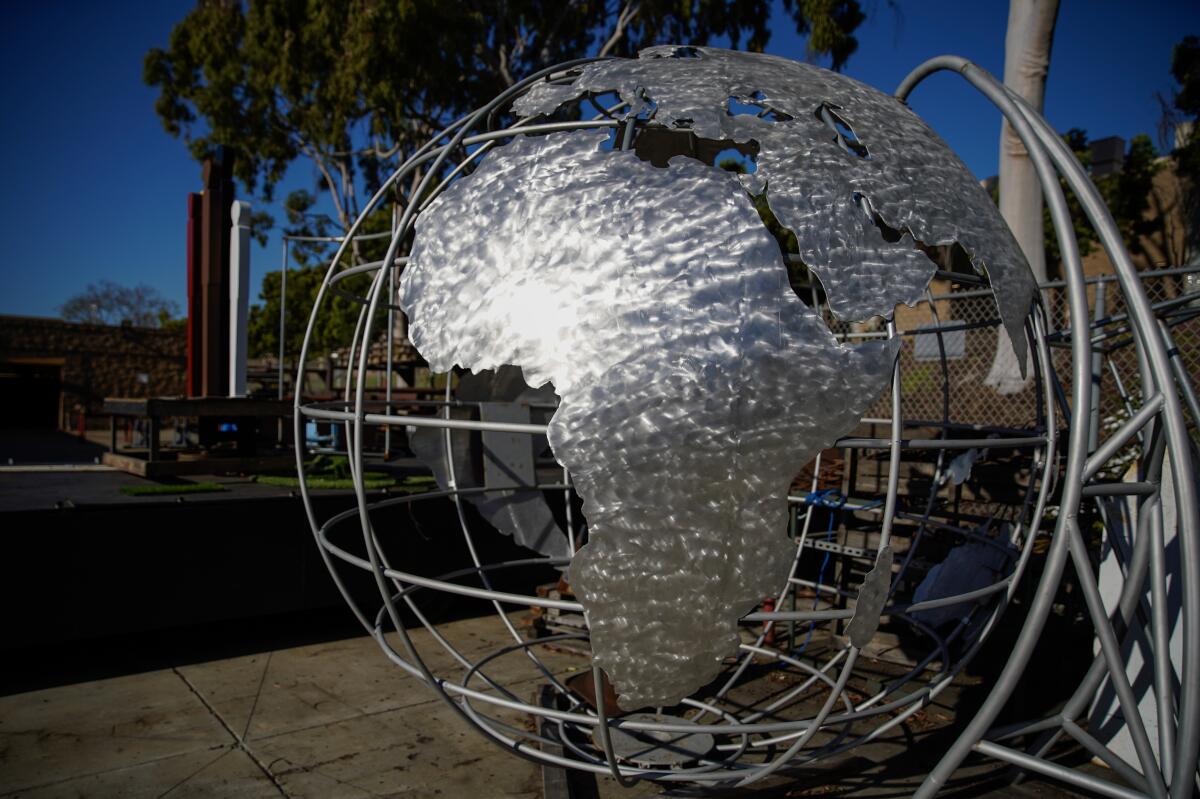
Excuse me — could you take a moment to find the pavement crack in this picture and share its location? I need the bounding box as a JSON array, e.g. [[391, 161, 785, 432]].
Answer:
[[242, 651, 274, 740], [247, 697, 443, 744], [0, 745, 227, 795], [154, 748, 230, 799], [172, 667, 292, 798]]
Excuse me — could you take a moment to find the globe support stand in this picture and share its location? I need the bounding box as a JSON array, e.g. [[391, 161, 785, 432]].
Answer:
[[898, 56, 1199, 799]]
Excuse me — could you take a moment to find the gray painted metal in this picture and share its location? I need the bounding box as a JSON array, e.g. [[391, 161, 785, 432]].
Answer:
[[896, 55, 1198, 799], [845, 546, 894, 648]]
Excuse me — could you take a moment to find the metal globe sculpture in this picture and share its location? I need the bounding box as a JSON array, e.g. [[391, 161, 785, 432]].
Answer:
[[296, 48, 1199, 795]]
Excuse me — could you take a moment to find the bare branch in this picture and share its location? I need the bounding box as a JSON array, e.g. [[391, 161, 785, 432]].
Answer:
[[300, 141, 350, 233], [539, 0, 579, 62], [497, 42, 516, 87], [597, 1, 641, 58]]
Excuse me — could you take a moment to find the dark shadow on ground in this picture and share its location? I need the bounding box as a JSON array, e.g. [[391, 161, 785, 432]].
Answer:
[[0, 428, 107, 465]]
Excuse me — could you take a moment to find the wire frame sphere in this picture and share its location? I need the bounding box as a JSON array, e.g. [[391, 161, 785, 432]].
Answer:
[[295, 49, 1200, 794]]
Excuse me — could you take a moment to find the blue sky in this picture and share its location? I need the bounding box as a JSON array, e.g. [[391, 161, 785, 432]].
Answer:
[[1, 1, 1197, 319]]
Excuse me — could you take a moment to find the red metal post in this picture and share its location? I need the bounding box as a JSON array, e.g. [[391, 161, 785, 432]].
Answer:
[[199, 150, 235, 397], [186, 193, 204, 397]]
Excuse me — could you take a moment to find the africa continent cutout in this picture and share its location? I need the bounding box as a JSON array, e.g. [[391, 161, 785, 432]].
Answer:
[[400, 129, 897, 709]]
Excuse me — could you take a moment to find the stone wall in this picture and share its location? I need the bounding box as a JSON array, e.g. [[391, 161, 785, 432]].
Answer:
[[0, 315, 186, 428]]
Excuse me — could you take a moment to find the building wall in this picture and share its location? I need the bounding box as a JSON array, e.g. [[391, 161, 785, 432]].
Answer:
[[0, 316, 185, 429]]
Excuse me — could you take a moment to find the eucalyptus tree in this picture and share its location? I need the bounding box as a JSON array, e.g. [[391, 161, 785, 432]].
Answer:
[[146, 0, 866, 358], [145, 0, 864, 242]]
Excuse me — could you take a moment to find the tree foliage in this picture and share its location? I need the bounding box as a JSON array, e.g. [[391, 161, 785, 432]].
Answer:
[[1168, 34, 1200, 262], [145, 1, 865, 232], [59, 280, 182, 328], [246, 198, 392, 360], [1171, 35, 1200, 176], [1102, 134, 1162, 257], [246, 263, 373, 360], [1038, 130, 1162, 278], [147, 1, 867, 358]]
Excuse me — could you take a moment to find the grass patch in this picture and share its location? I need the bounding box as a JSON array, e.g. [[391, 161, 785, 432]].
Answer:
[[120, 482, 227, 496], [254, 473, 397, 490], [396, 475, 438, 492], [249, 456, 439, 492]]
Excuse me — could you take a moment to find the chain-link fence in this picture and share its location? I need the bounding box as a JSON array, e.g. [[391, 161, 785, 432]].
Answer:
[[828, 266, 1200, 435]]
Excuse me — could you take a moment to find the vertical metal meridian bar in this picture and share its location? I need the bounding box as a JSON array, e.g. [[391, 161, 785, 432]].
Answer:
[[591, 663, 641, 787], [349, 58, 616, 742], [292, 59, 610, 756], [278, 238, 288, 402], [1147, 494, 1177, 779], [437, 376, 577, 699], [1009, 89, 1198, 796], [385, 204, 396, 459], [877, 319, 902, 552], [888, 291, 951, 600], [1089, 281, 1107, 451], [290, 89, 489, 645], [895, 56, 1097, 799], [432, 99, 637, 696], [1160, 319, 1200, 430]]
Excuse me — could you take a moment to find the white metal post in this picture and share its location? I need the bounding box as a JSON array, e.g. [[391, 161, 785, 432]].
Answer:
[[278, 238, 289, 400], [228, 200, 252, 397]]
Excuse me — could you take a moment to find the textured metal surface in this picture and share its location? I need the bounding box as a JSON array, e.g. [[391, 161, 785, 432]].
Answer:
[[400, 128, 897, 709], [846, 546, 894, 648], [516, 46, 1036, 369]]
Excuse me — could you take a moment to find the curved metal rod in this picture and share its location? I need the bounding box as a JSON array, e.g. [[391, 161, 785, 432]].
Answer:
[[1006, 84, 1199, 796], [734, 648, 859, 787], [877, 319, 904, 552], [888, 288, 954, 601], [318, 497, 1026, 620], [339, 57, 616, 766], [896, 55, 1116, 798], [435, 377, 579, 703], [1009, 84, 1196, 797]]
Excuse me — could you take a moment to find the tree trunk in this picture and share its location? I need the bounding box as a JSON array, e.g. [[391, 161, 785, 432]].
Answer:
[[985, 0, 1060, 394]]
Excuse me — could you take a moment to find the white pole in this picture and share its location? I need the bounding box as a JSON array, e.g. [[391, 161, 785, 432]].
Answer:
[[385, 204, 397, 458], [229, 200, 252, 397], [278, 238, 288, 400]]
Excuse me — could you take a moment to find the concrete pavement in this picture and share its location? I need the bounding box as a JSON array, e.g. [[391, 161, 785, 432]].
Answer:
[[0, 612, 1095, 798]]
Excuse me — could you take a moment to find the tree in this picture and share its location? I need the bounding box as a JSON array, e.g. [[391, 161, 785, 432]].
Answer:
[[59, 280, 182, 328], [997, 0, 1060, 284], [246, 262, 370, 361], [1040, 130, 1163, 279], [145, 1, 865, 244], [1165, 35, 1200, 264], [245, 190, 392, 361], [146, 1, 867, 357], [1097, 134, 1163, 263], [985, 0, 1060, 394]]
